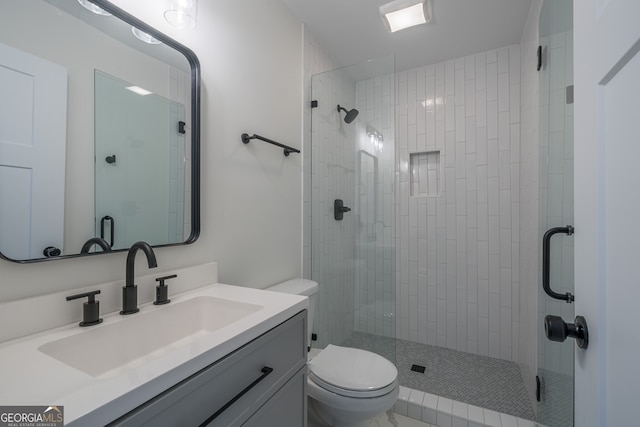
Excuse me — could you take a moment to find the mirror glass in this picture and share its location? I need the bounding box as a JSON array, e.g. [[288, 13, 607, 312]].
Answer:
[[0, 0, 200, 262]]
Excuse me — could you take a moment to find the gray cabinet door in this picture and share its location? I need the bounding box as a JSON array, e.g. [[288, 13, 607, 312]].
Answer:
[[108, 311, 306, 427]]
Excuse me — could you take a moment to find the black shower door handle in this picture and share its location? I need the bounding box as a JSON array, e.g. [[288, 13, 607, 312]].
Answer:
[[542, 225, 575, 303], [545, 315, 588, 349], [100, 215, 114, 248]]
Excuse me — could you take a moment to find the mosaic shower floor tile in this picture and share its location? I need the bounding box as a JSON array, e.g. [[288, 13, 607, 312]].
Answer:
[[340, 332, 536, 421]]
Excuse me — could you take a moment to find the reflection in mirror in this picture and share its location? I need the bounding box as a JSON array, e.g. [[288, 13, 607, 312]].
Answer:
[[95, 71, 187, 250], [0, 0, 200, 262]]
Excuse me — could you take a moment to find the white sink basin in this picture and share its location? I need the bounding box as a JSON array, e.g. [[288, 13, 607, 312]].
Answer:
[[1, 282, 308, 426], [38, 296, 262, 377]]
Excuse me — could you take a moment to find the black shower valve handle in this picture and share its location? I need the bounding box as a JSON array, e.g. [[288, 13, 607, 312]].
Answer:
[[334, 199, 351, 220]]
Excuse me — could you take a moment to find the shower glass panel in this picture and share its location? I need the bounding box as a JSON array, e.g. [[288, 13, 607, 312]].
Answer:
[[310, 57, 396, 364], [537, 0, 574, 425]]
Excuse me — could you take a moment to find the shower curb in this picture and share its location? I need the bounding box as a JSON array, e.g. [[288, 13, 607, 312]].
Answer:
[[394, 385, 543, 427]]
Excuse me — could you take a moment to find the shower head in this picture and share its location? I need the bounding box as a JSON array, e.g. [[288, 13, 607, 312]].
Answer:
[[337, 104, 359, 124]]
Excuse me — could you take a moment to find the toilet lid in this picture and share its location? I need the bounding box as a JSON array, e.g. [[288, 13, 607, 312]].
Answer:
[[308, 345, 398, 398]]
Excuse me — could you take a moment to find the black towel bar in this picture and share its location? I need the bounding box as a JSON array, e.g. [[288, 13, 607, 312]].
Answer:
[[241, 133, 300, 157]]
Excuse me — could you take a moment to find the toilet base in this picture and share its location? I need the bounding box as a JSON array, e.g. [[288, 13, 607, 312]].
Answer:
[[307, 397, 329, 427], [307, 378, 399, 427], [308, 404, 404, 427], [309, 397, 372, 427]]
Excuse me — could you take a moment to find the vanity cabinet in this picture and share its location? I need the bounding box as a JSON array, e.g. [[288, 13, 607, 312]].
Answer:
[[108, 311, 307, 427]]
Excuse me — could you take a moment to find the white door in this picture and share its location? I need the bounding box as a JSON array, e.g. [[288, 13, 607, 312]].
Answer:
[[574, 0, 640, 425], [0, 42, 67, 260]]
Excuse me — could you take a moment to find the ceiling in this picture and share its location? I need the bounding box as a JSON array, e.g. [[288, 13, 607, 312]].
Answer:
[[281, 0, 533, 72]]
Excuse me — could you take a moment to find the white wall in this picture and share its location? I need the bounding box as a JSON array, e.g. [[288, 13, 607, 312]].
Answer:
[[0, 0, 303, 302], [394, 46, 522, 362], [518, 0, 544, 407]]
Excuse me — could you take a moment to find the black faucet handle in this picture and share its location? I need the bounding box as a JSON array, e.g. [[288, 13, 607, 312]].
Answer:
[[66, 290, 103, 327], [155, 274, 178, 284], [154, 274, 177, 305]]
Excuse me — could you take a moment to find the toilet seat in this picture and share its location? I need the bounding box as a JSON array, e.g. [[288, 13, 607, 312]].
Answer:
[[308, 345, 398, 398]]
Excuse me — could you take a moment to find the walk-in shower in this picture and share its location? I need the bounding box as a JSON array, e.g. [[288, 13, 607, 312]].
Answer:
[[308, 50, 535, 421], [308, 50, 536, 421], [307, 2, 574, 419]]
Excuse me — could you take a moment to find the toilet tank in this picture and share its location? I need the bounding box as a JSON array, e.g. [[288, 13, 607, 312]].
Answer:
[[266, 278, 318, 348]]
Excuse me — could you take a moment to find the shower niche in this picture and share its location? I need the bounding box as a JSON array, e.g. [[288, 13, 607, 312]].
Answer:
[[410, 151, 441, 197]]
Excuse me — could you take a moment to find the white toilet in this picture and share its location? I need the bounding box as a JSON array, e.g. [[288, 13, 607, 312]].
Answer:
[[266, 278, 399, 427]]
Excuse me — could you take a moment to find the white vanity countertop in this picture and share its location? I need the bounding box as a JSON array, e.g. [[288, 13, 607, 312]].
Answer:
[[0, 283, 307, 426]]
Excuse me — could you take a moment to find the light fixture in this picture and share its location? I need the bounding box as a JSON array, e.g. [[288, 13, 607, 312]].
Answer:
[[379, 0, 432, 33], [164, 0, 198, 30], [367, 126, 384, 153], [131, 27, 162, 45], [126, 86, 153, 96], [77, 0, 111, 16]]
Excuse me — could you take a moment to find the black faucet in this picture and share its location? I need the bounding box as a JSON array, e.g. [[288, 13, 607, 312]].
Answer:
[[121, 241, 158, 315], [80, 237, 112, 253]]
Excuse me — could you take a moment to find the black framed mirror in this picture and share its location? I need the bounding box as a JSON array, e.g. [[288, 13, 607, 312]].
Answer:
[[0, 0, 200, 262]]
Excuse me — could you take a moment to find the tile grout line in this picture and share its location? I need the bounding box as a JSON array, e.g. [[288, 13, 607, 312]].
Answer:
[[394, 385, 542, 427]]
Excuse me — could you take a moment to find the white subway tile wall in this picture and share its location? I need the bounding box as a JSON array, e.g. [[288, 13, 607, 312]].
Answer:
[[393, 46, 522, 361]]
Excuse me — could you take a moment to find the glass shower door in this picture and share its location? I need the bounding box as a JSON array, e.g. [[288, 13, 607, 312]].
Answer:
[[537, 0, 574, 425], [310, 57, 396, 364]]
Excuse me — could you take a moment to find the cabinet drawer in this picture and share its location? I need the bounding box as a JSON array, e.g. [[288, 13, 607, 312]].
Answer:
[[241, 367, 307, 427], [109, 310, 307, 427]]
